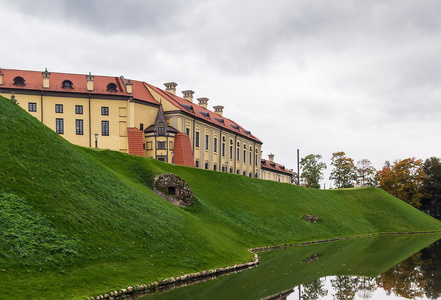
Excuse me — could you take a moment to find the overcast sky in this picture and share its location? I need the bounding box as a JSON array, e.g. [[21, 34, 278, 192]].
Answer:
[[2, 0, 441, 188]]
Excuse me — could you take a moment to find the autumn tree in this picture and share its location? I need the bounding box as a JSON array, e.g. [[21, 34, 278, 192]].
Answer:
[[329, 151, 357, 188], [375, 158, 426, 208], [300, 154, 327, 189], [421, 157, 441, 217], [356, 159, 376, 187]]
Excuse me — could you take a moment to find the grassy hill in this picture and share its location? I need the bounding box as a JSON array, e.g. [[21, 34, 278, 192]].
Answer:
[[1, 95, 440, 299]]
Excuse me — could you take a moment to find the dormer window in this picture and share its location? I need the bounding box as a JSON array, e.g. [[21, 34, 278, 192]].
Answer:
[[157, 126, 165, 136], [199, 111, 210, 119], [62, 80, 73, 89], [107, 83, 117, 92], [230, 124, 239, 131], [13, 76, 25, 86]]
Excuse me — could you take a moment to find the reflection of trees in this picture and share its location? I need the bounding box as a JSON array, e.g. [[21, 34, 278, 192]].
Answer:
[[301, 278, 328, 300], [421, 239, 441, 299], [331, 276, 359, 300], [356, 277, 377, 299], [376, 252, 427, 299]]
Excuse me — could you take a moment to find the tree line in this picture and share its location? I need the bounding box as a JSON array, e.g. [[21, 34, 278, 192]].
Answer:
[[296, 151, 441, 218]]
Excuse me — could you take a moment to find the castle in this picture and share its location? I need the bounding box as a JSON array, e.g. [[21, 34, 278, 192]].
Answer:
[[0, 68, 292, 183]]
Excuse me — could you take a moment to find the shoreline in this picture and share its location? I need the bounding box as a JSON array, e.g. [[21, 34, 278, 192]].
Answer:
[[88, 230, 441, 300]]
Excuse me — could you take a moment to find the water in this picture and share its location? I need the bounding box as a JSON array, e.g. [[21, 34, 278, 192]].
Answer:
[[137, 233, 441, 300]]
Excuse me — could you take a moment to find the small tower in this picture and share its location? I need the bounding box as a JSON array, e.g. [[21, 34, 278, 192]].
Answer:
[[42, 68, 51, 89], [86, 72, 94, 91]]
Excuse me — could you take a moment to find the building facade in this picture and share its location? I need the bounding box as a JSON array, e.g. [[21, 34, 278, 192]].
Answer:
[[261, 153, 293, 183], [0, 68, 269, 179]]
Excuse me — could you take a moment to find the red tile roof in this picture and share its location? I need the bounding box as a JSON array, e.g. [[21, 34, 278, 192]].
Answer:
[[127, 128, 144, 156], [261, 159, 293, 175], [0, 68, 158, 105], [173, 133, 195, 167], [145, 83, 262, 144]]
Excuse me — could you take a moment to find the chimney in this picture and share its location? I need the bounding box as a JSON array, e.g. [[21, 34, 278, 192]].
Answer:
[[213, 105, 224, 116], [268, 153, 275, 162], [0, 67, 3, 86], [197, 97, 208, 109], [164, 82, 177, 95], [86, 72, 94, 91], [182, 90, 194, 102], [42, 68, 50, 89], [126, 80, 133, 94]]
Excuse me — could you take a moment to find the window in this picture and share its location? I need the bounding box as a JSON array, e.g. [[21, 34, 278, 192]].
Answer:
[[222, 166, 225, 172], [76, 119, 83, 135], [62, 80, 73, 89], [13, 76, 25, 86], [146, 141, 153, 150], [214, 164, 217, 171], [244, 150, 246, 163], [140, 123, 144, 131], [56, 118, 64, 134], [222, 143, 225, 157], [205, 162, 209, 169], [106, 83, 117, 92], [230, 168, 233, 173], [75, 105, 83, 114], [250, 152, 252, 163], [102, 121, 109, 136], [205, 135, 209, 150], [237, 147, 240, 161], [230, 145, 233, 159], [28, 102, 37, 112], [55, 104, 63, 113], [169, 141, 173, 150], [195, 132, 200, 147], [214, 137, 218, 153], [101, 106, 109, 115], [157, 126, 165, 136], [158, 141, 165, 149], [195, 160, 199, 168], [186, 128, 190, 135]]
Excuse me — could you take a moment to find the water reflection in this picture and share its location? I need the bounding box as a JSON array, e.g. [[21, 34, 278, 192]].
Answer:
[[290, 239, 441, 299], [139, 234, 441, 300]]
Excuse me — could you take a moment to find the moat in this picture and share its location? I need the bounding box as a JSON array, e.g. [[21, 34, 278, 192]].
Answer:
[[135, 233, 441, 300]]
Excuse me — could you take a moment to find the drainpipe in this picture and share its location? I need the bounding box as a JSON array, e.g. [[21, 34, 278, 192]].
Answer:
[[88, 94, 91, 147], [233, 134, 237, 174], [218, 128, 222, 171], [40, 91, 44, 123]]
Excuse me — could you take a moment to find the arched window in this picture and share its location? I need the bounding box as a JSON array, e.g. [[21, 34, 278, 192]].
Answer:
[[107, 83, 117, 92], [13, 76, 25, 86], [62, 80, 73, 89]]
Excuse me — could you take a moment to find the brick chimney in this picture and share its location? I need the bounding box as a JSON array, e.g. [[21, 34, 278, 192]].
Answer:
[[164, 82, 177, 95], [86, 72, 94, 91], [182, 90, 194, 102], [268, 153, 275, 162], [213, 105, 224, 116], [197, 97, 208, 109], [42, 68, 50, 89]]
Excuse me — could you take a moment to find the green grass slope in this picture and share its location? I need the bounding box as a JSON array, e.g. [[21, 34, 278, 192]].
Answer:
[[1, 96, 440, 299]]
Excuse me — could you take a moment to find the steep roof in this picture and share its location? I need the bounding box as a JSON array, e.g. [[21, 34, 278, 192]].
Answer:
[[0, 68, 158, 105], [145, 83, 262, 144], [261, 159, 293, 176]]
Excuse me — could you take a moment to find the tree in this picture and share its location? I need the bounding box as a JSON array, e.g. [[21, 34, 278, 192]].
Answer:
[[329, 151, 357, 188], [375, 158, 426, 208], [356, 159, 376, 187], [300, 154, 327, 189], [421, 157, 441, 217]]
